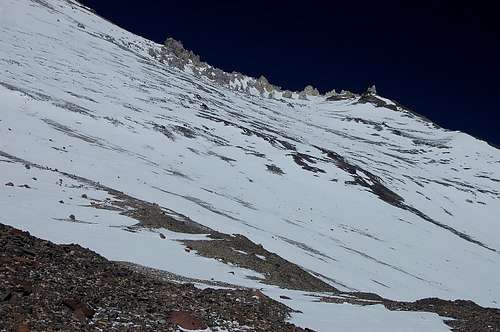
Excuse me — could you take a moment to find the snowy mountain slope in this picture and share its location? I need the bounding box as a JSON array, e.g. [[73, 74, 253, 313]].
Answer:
[[1, 0, 499, 330]]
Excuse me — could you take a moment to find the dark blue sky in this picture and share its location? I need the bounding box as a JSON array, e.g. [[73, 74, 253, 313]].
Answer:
[[80, 0, 500, 146]]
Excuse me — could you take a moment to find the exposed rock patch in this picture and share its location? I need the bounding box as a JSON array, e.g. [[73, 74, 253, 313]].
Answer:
[[318, 293, 500, 332], [0, 223, 310, 331], [266, 164, 285, 175], [182, 234, 336, 292]]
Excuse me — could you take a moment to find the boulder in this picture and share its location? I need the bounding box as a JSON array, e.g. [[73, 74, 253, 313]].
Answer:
[[167, 311, 207, 330]]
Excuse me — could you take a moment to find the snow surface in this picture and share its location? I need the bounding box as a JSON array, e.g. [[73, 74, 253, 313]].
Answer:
[[1, 0, 499, 330]]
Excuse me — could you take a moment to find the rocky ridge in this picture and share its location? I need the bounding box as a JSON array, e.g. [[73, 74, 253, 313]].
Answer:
[[148, 37, 374, 101]]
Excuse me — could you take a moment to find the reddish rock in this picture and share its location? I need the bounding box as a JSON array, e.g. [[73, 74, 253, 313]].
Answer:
[[62, 298, 95, 319], [253, 289, 267, 300], [13, 323, 30, 332], [168, 311, 207, 330]]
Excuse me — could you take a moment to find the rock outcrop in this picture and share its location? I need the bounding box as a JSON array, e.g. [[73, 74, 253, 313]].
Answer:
[[366, 84, 377, 95], [157, 37, 360, 101]]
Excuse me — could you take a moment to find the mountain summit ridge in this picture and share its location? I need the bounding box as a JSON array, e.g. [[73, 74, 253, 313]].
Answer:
[[154, 35, 363, 101]]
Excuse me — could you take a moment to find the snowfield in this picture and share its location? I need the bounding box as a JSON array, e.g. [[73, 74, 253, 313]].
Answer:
[[1, 0, 499, 331]]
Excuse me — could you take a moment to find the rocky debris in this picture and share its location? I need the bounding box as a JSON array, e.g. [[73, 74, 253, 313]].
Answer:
[[385, 298, 500, 332], [118, 261, 243, 289], [0, 223, 310, 331], [318, 293, 500, 332], [182, 234, 336, 292], [4, 152, 495, 330], [168, 311, 207, 330], [116, 186, 333, 292], [121, 201, 212, 234]]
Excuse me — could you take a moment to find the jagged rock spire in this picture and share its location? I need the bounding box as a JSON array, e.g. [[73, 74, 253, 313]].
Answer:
[[367, 84, 377, 95], [303, 85, 320, 96], [164, 37, 201, 65]]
